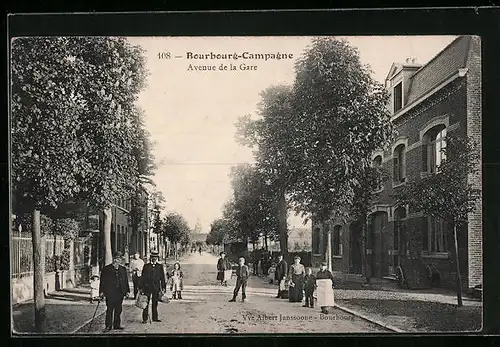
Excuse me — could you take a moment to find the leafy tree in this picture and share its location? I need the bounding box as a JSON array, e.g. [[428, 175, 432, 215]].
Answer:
[[289, 37, 394, 227], [11, 37, 93, 332], [128, 109, 157, 253], [70, 37, 147, 267], [11, 37, 147, 331], [235, 85, 295, 254], [394, 133, 481, 306], [207, 218, 230, 251], [163, 212, 190, 260]]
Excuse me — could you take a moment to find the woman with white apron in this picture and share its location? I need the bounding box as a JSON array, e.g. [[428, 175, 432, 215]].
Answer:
[[315, 261, 335, 314]]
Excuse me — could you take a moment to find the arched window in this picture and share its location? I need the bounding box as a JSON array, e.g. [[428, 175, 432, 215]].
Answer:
[[332, 225, 342, 256], [372, 155, 383, 191], [393, 144, 406, 183], [372, 155, 382, 168], [312, 227, 321, 254], [422, 125, 447, 174]]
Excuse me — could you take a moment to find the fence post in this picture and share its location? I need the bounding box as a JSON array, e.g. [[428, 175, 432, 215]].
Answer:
[[68, 239, 75, 289]]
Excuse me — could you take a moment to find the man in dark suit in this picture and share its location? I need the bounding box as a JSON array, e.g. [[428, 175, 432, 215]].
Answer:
[[274, 254, 288, 298], [99, 252, 130, 332], [139, 252, 166, 323], [229, 257, 249, 303]]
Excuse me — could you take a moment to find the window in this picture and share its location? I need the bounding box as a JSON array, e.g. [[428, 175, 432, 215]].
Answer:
[[332, 225, 341, 256], [313, 228, 321, 254], [422, 125, 447, 174], [393, 82, 403, 113], [393, 144, 406, 184], [423, 216, 448, 253], [372, 155, 383, 191]]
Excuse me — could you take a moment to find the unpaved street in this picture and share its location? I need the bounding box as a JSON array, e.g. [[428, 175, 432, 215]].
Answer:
[[79, 252, 386, 334]]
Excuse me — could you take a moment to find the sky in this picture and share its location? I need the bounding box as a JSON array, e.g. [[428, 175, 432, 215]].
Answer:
[[126, 35, 458, 233]]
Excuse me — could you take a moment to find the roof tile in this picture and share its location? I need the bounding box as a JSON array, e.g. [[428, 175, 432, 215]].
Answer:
[[406, 36, 471, 104]]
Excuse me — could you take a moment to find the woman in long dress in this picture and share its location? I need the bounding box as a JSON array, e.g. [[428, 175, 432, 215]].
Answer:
[[288, 256, 305, 302], [216, 252, 231, 286]]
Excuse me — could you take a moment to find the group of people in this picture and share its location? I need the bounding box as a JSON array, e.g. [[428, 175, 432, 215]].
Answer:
[[216, 251, 335, 313], [97, 251, 185, 332], [274, 254, 335, 313]]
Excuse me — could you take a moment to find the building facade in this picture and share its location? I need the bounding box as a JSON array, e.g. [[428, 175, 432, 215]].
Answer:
[[312, 36, 482, 291], [92, 187, 150, 269]]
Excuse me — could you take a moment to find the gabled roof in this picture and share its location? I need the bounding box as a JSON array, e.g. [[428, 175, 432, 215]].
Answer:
[[405, 36, 472, 104], [385, 62, 422, 81]]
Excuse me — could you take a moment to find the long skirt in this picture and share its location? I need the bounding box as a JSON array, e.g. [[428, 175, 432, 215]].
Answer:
[[289, 274, 304, 302], [217, 271, 224, 281]]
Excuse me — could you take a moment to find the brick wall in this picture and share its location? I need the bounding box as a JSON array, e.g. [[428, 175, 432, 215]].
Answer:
[[465, 36, 482, 289]]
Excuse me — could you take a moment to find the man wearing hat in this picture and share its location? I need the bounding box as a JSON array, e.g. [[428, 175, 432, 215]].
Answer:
[[139, 251, 166, 323], [99, 252, 130, 332], [216, 251, 231, 286], [274, 254, 288, 298]]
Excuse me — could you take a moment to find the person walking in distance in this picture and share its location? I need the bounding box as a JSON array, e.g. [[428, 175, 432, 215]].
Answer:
[[274, 254, 288, 299], [129, 253, 144, 299], [229, 257, 249, 303], [99, 252, 130, 332], [140, 252, 166, 323]]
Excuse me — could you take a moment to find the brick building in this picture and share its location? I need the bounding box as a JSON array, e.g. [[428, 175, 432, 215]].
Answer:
[[311, 35, 482, 292], [92, 187, 150, 269]]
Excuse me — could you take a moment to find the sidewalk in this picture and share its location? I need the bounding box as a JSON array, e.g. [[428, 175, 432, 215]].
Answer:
[[12, 256, 185, 334], [12, 284, 110, 334], [252, 274, 482, 333]]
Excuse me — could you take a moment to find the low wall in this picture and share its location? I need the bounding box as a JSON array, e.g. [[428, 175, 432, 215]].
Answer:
[[11, 270, 75, 305]]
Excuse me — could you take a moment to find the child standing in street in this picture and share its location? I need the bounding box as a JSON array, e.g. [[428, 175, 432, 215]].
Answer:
[[303, 267, 317, 308], [90, 275, 100, 303], [169, 262, 184, 300]]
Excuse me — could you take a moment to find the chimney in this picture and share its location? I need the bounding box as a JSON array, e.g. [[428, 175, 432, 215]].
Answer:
[[405, 57, 411, 63], [411, 57, 417, 64]]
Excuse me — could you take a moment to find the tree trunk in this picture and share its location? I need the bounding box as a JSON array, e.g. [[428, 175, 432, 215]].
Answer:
[[360, 218, 371, 284], [453, 222, 463, 307], [103, 207, 112, 266], [32, 208, 46, 332], [278, 187, 288, 255], [174, 242, 178, 260], [327, 224, 332, 272], [264, 231, 268, 251]]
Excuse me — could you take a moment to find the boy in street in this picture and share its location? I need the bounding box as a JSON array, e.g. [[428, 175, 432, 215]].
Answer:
[[303, 267, 317, 308], [229, 257, 249, 303]]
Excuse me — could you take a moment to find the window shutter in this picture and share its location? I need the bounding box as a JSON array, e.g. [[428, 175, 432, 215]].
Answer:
[[421, 143, 428, 172]]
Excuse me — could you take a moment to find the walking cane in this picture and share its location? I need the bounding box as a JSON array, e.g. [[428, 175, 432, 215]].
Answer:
[[87, 296, 102, 334]]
